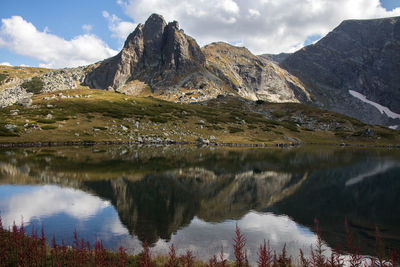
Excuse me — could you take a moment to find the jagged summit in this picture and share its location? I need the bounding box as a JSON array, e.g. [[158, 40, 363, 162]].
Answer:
[[84, 13, 205, 93]]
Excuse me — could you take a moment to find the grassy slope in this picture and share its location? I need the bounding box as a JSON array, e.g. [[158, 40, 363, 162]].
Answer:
[[0, 86, 398, 145]]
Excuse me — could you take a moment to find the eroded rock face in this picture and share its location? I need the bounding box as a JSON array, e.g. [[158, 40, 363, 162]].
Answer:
[[281, 16, 400, 126], [84, 14, 206, 92]]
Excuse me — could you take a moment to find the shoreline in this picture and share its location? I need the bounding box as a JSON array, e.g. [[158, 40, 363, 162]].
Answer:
[[0, 140, 399, 149]]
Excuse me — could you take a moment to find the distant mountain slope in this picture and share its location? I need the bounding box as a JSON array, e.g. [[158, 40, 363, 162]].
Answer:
[[281, 16, 400, 127]]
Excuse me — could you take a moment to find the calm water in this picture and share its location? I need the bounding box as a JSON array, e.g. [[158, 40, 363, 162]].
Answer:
[[0, 145, 399, 263]]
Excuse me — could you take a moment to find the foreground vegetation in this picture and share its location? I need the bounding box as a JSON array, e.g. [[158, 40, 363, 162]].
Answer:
[[0, 215, 398, 267], [0, 87, 399, 146]]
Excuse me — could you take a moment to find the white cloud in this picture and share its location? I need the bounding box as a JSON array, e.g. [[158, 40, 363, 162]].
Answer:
[[82, 24, 93, 32], [0, 16, 118, 68], [119, 0, 400, 54], [103, 10, 137, 40], [0, 62, 11, 66]]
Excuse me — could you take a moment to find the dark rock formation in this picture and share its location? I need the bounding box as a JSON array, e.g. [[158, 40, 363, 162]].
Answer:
[[84, 14, 205, 92], [281, 16, 400, 126]]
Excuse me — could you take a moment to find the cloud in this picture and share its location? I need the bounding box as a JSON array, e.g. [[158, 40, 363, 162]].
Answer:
[[82, 24, 93, 32], [0, 16, 118, 68], [0, 62, 11, 66], [119, 0, 400, 54], [103, 10, 137, 40]]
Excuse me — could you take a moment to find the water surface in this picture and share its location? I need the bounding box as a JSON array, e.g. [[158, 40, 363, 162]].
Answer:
[[0, 145, 399, 263]]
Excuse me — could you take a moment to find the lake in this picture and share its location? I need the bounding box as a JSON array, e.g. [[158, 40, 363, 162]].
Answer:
[[0, 145, 399, 263]]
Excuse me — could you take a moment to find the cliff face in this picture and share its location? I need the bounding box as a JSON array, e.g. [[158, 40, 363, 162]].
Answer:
[[281, 16, 400, 126], [84, 14, 206, 93]]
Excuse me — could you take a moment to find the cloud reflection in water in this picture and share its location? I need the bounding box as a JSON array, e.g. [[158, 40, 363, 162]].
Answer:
[[0, 185, 110, 227], [151, 212, 323, 264]]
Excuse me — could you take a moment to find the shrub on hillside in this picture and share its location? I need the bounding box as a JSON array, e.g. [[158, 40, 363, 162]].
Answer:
[[0, 73, 8, 84], [21, 76, 44, 94]]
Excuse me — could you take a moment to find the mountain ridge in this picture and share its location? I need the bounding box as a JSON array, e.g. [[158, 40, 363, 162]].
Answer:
[[83, 14, 311, 104]]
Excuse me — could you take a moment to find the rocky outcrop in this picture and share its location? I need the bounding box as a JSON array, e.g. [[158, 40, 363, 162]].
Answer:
[[41, 67, 86, 93], [0, 86, 32, 108], [0, 67, 85, 108], [281, 16, 400, 127], [84, 14, 206, 93]]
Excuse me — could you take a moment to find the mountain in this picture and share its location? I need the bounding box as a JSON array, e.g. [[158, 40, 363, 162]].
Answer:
[[1, 14, 400, 132], [281, 16, 400, 127], [84, 14, 310, 104]]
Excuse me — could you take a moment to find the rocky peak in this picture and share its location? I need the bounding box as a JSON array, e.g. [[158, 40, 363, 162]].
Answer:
[[84, 13, 205, 92]]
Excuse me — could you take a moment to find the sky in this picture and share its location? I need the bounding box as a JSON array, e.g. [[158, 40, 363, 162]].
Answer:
[[0, 0, 400, 68]]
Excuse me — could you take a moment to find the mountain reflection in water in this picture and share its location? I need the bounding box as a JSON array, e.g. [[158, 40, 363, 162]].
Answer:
[[0, 145, 399, 262]]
